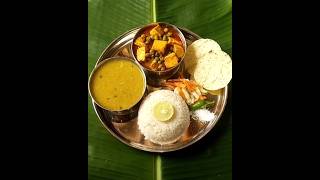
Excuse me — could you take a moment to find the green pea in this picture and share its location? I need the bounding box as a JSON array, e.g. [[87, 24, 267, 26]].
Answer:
[[163, 35, 168, 41], [152, 59, 157, 64]]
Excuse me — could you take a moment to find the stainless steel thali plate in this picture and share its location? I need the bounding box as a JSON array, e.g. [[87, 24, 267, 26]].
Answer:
[[91, 26, 228, 152]]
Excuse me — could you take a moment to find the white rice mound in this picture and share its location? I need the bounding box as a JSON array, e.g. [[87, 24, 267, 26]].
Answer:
[[138, 90, 190, 145]]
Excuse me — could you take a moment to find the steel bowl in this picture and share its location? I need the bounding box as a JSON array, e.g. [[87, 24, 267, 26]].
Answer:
[[88, 57, 147, 122], [131, 22, 187, 86]]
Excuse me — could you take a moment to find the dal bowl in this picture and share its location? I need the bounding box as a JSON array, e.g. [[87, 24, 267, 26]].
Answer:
[[88, 57, 147, 121]]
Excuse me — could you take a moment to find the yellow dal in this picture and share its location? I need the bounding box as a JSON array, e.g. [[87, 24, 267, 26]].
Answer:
[[90, 59, 145, 111]]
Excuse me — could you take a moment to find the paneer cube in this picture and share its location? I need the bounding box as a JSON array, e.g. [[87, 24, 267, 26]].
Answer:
[[173, 44, 184, 58], [150, 24, 164, 36], [134, 36, 145, 47], [168, 37, 182, 46], [151, 40, 167, 54], [137, 47, 146, 61], [164, 52, 179, 68]]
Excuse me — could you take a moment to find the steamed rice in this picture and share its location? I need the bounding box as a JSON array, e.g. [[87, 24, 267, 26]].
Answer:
[[138, 90, 190, 145]]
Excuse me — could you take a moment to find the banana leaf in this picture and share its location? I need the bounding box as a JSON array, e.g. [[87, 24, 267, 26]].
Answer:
[[88, 0, 232, 179]]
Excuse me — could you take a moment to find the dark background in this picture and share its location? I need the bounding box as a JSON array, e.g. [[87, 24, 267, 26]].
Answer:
[[1, 0, 318, 179]]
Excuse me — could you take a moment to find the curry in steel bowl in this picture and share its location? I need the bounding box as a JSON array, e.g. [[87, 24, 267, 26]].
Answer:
[[131, 22, 187, 83]]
